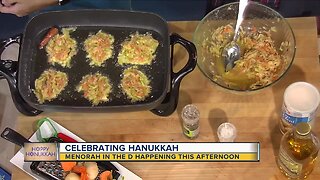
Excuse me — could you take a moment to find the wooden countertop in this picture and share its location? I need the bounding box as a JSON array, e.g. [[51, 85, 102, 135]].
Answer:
[[11, 17, 320, 180]]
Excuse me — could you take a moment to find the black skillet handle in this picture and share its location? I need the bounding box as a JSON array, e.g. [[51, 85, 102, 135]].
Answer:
[[0, 35, 42, 116], [151, 33, 197, 116], [1, 127, 31, 147], [0, 35, 21, 80]]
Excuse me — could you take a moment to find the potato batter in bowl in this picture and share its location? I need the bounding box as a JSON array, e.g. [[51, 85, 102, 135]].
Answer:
[[202, 23, 289, 90]]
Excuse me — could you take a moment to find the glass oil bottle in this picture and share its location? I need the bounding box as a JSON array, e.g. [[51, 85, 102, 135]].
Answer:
[[277, 122, 319, 179]]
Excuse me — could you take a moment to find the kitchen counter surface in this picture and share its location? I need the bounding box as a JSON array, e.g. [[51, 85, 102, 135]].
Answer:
[[11, 17, 320, 180]]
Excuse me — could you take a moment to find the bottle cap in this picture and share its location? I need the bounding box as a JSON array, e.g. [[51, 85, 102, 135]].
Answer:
[[296, 122, 311, 136], [181, 104, 200, 124], [284, 82, 320, 115]]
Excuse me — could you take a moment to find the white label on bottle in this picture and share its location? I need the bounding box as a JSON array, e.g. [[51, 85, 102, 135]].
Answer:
[[281, 103, 316, 125], [282, 82, 320, 126]]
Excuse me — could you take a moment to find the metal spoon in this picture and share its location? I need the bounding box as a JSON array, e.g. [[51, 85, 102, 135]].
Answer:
[[223, 0, 248, 71]]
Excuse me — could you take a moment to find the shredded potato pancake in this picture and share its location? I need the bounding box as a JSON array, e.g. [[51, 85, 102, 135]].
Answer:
[[46, 28, 77, 68], [34, 69, 68, 104], [118, 32, 159, 65], [84, 30, 115, 67], [77, 73, 112, 105], [121, 67, 151, 102]]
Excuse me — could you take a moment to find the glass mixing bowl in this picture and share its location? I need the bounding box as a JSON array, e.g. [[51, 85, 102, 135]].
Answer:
[[193, 2, 296, 92]]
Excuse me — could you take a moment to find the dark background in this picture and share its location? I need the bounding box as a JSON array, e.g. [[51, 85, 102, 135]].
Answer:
[[0, 0, 319, 39]]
